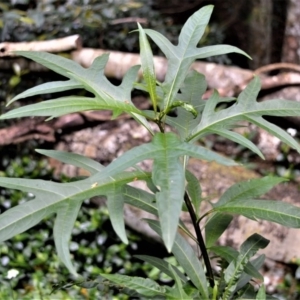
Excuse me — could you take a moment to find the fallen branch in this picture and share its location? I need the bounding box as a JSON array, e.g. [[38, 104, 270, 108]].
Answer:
[[0, 35, 82, 57]]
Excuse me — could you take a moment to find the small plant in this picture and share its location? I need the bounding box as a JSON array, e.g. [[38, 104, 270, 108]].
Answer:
[[1, 5, 300, 299]]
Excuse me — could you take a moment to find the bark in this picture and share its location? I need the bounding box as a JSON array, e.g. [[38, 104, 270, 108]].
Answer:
[[282, 0, 300, 64], [248, 0, 273, 69]]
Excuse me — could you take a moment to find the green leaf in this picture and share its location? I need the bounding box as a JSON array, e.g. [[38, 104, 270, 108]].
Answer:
[[165, 266, 192, 300], [216, 176, 286, 207], [185, 170, 202, 216], [100, 273, 166, 297], [222, 234, 269, 298], [256, 284, 266, 300], [36, 149, 104, 175], [147, 219, 209, 299], [0, 96, 142, 120], [96, 132, 236, 251], [134, 255, 187, 283], [54, 200, 82, 276], [0, 170, 150, 275], [214, 199, 300, 228], [138, 23, 158, 112], [8, 80, 83, 105], [235, 254, 265, 291], [189, 77, 300, 154], [205, 177, 286, 248], [209, 246, 263, 281], [166, 70, 207, 140], [3, 51, 155, 133], [144, 5, 249, 110], [106, 185, 128, 244], [205, 214, 233, 248]]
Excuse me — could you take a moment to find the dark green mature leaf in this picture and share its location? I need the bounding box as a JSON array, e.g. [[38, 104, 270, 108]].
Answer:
[[189, 77, 300, 154], [206, 177, 286, 248], [100, 274, 166, 297], [223, 234, 269, 298], [235, 255, 265, 291], [147, 219, 209, 299], [135, 255, 187, 283], [214, 199, 300, 227], [209, 246, 264, 281], [215, 176, 286, 207], [144, 5, 249, 110], [205, 214, 233, 248]]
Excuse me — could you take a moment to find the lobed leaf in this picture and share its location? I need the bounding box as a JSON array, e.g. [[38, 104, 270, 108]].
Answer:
[[189, 77, 300, 154], [0, 171, 150, 275], [144, 5, 249, 110], [0, 96, 143, 120]]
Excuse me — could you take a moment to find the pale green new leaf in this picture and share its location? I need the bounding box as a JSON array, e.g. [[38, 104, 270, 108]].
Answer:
[[0, 96, 142, 120], [147, 219, 209, 299], [3, 52, 152, 131], [134, 255, 187, 283], [54, 200, 82, 276], [256, 285, 266, 300], [8, 79, 83, 105], [100, 273, 166, 297], [166, 70, 207, 140], [138, 23, 158, 112], [0, 171, 150, 275], [36, 149, 104, 175], [106, 185, 128, 244], [144, 5, 249, 109], [214, 199, 300, 227], [189, 76, 300, 154]]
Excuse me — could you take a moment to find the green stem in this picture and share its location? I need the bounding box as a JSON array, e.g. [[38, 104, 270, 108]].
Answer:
[[184, 192, 215, 288]]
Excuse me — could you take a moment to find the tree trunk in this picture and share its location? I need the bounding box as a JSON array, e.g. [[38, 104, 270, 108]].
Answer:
[[282, 0, 300, 63], [248, 0, 273, 69]]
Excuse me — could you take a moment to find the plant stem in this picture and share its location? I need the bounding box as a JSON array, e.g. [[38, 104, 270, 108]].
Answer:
[[184, 192, 215, 288]]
